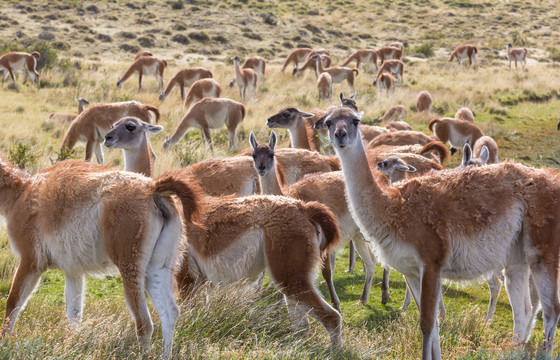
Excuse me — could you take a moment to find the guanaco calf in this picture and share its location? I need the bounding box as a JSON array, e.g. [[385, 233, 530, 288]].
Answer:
[[117, 56, 167, 91], [0, 51, 40, 89], [449, 45, 478, 70]]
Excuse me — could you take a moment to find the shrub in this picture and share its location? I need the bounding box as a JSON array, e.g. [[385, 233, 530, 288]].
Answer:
[[172, 34, 190, 45], [188, 31, 210, 43], [413, 42, 434, 58], [8, 142, 40, 170]]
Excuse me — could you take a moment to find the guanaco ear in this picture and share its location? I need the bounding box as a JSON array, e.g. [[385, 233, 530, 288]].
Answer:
[[298, 111, 315, 118], [461, 143, 472, 167], [479, 145, 490, 164], [407, 165, 417, 172], [314, 116, 326, 129], [145, 124, 164, 134], [356, 111, 364, 120], [350, 91, 357, 99], [249, 131, 258, 150], [339, 92, 345, 103], [269, 131, 277, 150]]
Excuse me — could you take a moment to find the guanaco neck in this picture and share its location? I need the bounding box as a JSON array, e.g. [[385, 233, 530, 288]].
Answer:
[[259, 160, 284, 196], [0, 160, 30, 217], [78, 103, 86, 114], [335, 134, 399, 222], [123, 135, 154, 177], [288, 116, 312, 150], [233, 60, 243, 82], [162, 77, 177, 97]]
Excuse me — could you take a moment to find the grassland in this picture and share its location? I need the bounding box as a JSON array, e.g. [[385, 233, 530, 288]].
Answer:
[[0, 0, 559, 358]]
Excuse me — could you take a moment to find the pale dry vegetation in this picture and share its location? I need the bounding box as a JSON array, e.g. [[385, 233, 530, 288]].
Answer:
[[0, 0, 559, 358]]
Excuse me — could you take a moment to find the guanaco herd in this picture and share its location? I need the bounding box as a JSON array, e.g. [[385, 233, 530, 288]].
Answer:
[[0, 40, 556, 360]]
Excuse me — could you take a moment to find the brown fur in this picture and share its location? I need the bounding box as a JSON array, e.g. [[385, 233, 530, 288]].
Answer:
[[164, 98, 246, 151], [377, 72, 396, 95], [134, 50, 153, 61], [116, 56, 167, 91], [281, 48, 330, 72], [428, 117, 484, 150], [369, 130, 436, 148], [296, 54, 333, 77], [309, 55, 359, 90], [317, 72, 333, 101], [232, 56, 258, 101], [45, 98, 89, 124], [376, 46, 403, 64], [159, 67, 213, 101], [448, 45, 478, 70], [0, 51, 40, 88], [455, 107, 474, 122], [341, 49, 378, 72], [0, 158, 199, 357], [373, 105, 408, 123], [184, 78, 222, 109], [473, 136, 499, 164], [385, 121, 412, 131], [60, 101, 159, 163], [416, 90, 433, 112], [373, 59, 404, 86]]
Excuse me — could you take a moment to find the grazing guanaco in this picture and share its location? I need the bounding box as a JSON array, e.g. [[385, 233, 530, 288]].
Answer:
[[416, 90, 432, 112], [60, 101, 160, 163], [369, 130, 436, 148], [117, 56, 167, 91], [385, 121, 412, 131], [341, 49, 378, 72], [0, 157, 201, 359], [324, 106, 560, 360], [183, 78, 222, 109], [302, 54, 359, 91], [376, 46, 402, 65], [455, 107, 474, 122], [159, 67, 213, 101], [134, 50, 153, 60], [0, 51, 40, 89], [281, 48, 329, 72], [389, 42, 404, 51], [507, 43, 528, 71], [293, 54, 333, 77], [232, 55, 258, 102], [448, 45, 478, 70], [317, 72, 333, 101], [473, 135, 498, 164], [428, 117, 484, 155], [376, 72, 396, 95], [163, 98, 245, 152], [45, 98, 89, 124], [228, 56, 266, 87], [373, 105, 408, 123], [372, 59, 404, 86]]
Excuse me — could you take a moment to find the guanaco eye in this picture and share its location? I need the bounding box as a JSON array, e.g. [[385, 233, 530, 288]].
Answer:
[[252, 154, 256, 159], [325, 120, 332, 128], [125, 124, 136, 132], [352, 118, 360, 126], [283, 112, 289, 118], [268, 154, 274, 159]]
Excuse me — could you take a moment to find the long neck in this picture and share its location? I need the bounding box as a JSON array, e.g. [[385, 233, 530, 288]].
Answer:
[[316, 59, 325, 73], [288, 116, 312, 150], [162, 77, 177, 97], [0, 160, 29, 217], [234, 61, 242, 79], [123, 135, 154, 177], [120, 64, 138, 82], [259, 160, 284, 196], [335, 135, 398, 224], [78, 103, 85, 114]]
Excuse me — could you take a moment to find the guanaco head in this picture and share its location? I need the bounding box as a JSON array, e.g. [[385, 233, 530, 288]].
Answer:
[[232, 55, 241, 63], [460, 143, 489, 168], [75, 98, 89, 105], [266, 107, 315, 129], [339, 92, 358, 111], [104, 117, 163, 149], [116, 77, 123, 89], [158, 92, 166, 101], [377, 156, 417, 183], [317, 107, 364, 149], [249, 130, 277, 176]]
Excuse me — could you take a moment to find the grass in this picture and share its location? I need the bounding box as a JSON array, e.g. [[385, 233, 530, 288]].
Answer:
[[0, 0, 559, 358]]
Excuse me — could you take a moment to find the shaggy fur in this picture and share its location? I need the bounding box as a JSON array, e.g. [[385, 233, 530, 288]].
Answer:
[[473, 136, 498, 164], [416, 90, 433, 112], [325, 106, 560, 360], [455, 107, 475, 122], [0, 158, 200, 359], [369, 130, 436, 148]]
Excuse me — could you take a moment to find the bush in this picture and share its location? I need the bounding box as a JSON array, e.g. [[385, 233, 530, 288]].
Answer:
[[413, 42, 435, 58], [8, 142, 40, 170], [171, 34, 190, 45], [188, 31, 210, 43]]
